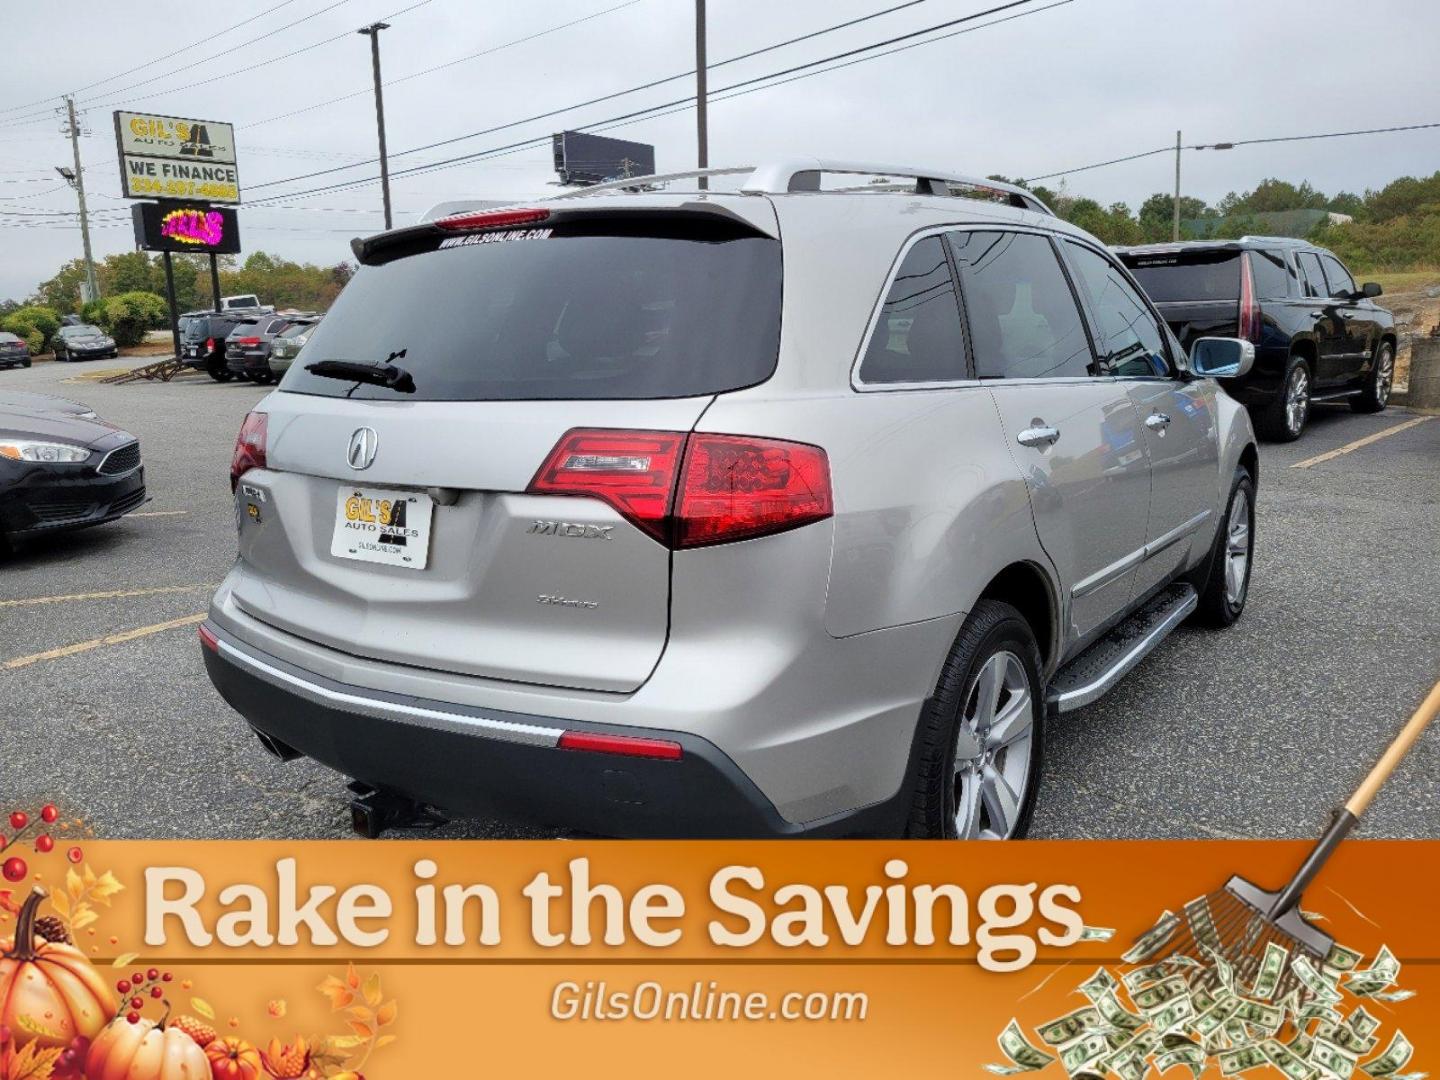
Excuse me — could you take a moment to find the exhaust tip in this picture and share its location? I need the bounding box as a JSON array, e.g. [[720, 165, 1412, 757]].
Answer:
[[252, 728, 302, 762]]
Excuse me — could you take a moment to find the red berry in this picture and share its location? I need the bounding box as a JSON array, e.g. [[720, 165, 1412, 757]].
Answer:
[[35, 835, 53, 853], [126, 1012, 140, 1024], [2, 857, 26, 883], [151, 987, 163, 999], [66, 846, 82, 864], [161, 972, 173, 982], [147, 967, 159, 981], [116, 980, 130, 994], [8, 812, 26, 831], [132, 972, 144, 986], [130, 996, 143, 1010], [40, 805, 58, 824]]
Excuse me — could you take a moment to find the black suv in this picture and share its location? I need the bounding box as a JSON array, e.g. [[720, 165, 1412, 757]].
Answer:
[[1115, 238, 1395, 440], [178, 311, 254, 382], [224, 314, 297, 385]]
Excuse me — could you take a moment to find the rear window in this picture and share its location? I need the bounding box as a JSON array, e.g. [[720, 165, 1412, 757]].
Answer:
[[280, 219, 782, 402], [1250, 250, 1291, 300], [1123, 250, 1240, 303]]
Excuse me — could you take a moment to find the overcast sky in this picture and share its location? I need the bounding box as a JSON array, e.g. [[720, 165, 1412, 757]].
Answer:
[[2, 0, 1437, 302]]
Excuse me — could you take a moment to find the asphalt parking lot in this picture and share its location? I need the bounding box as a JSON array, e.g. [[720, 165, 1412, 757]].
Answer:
[[1, 359, 1437, 841]]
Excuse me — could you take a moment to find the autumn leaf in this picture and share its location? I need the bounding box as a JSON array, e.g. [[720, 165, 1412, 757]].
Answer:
[[82, 864, 96, 889], [111, 952, 138, 968], [43, 892, 65, 919], [191, 998, 216, 1020], [323, 1035, 366, 1052], [346, 1021, 373, 1040], [65, 869, 83, 902], [317, 976, 354, 1011], [5, 1041, 63, 1080], [14, 1014, 64, 1041], [267, 999, 287, 1018], [90, 871, 124, 905], [70, 907, 98, 932], [375, 1001, 397, 1027], [345, 963, 360, 990], [345, 1006, 372, 1022], [374, 1034, 397, 1050], [361, 972, 382, 1007]]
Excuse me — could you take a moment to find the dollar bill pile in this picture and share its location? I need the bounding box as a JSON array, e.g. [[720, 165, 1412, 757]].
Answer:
[[986, 910, 1422, 1080]]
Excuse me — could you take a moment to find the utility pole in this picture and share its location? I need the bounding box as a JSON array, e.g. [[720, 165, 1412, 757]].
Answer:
[[1172, 129, 1182, 242], [695, 0, 708, 190], [358, 22, 393, 229], [61, 96, 100, 304]]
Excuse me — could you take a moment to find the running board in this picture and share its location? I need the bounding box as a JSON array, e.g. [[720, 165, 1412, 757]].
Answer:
[[1047, 583, 1197, 714]]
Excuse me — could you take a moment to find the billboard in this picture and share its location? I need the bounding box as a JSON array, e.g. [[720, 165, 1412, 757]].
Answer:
[[131, 200, 241, 255], [114, 110, 241, 203], [552, 131, 655, 186]]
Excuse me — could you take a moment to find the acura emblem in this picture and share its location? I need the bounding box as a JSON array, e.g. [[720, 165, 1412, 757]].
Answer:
[[347, 427, 378, 470]]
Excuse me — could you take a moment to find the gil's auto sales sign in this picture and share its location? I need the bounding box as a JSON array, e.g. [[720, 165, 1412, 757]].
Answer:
[[113, 110, 241, 204]]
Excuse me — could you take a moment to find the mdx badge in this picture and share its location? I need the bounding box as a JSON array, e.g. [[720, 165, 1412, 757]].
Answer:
[[528, 520, 614, 540], [347, 427, 378, 470]]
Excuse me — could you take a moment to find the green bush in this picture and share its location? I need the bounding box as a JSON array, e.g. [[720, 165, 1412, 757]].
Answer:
[[80, 299, 107, 326], [95, 292, 168, 347], [1, 305, 60, 352]]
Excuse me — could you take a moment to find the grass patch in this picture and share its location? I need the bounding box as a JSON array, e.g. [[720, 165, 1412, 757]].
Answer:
[[1369, 268, 1440, 294]]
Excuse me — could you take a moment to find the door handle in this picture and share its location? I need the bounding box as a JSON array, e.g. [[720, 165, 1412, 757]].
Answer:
[[1145, 412, 1172, 431], [1341, 312, 1355, 320], [1016, 425, 1060, 449]]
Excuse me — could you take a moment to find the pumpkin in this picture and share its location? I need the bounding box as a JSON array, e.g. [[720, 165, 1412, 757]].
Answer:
[[86, 1014, 211, 1080], [206, 1036, 265, 1080], [0, 888, 115, 1049]]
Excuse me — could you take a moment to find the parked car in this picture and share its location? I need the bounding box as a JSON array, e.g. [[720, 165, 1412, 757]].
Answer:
[[225, 314, 300, 385], [0, 391, 97, 419], [267, 317, 322, 377], [51, 324, 117, 362], [0, 405, 144, 551], [1115, 238, 1396, 441], [0, 332, 30, 369], [179, 311, 253, 382], [203, 159, 1258, 840]]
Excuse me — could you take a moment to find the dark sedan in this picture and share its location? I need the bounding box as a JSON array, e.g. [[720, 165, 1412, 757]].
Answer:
[[0, 332, 31, 369], [52, 324, 118, 362], [0, 391, 97, 418], [0, 408, 145, 550]]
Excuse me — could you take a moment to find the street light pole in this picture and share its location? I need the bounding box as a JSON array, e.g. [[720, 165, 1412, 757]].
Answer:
[[1172, 130, 1182, 242], [358, 21, 393, 230], [62, 96, 100, 303], [695, 0, 708, 190]]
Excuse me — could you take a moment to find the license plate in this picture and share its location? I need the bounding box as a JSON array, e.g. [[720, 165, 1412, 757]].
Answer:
[[330, 486, 434, 569], [184, 346, 199, 358]]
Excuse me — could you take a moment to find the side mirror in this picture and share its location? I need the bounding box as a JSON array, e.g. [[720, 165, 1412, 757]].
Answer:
[[1190, 337, 1255, 380], [1361, 281, 1383, 299]]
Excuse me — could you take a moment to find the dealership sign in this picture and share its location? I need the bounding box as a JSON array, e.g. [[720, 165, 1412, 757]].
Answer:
[[131, 200, 241, 255], [113, 110, 241, 204]]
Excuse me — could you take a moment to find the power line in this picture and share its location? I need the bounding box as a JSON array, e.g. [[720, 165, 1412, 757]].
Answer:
[[249, 0, 1040, 196]]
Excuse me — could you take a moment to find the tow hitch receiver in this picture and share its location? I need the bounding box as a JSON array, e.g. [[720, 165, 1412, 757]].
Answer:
[[347, 781, 449, 838]]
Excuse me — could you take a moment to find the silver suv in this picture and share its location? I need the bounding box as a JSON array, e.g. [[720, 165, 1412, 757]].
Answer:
[[202, 159, 1259, 840]]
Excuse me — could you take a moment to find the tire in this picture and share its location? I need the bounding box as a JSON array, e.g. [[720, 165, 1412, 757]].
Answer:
[[207, 360, 233, 383], [21, 359, 30, 369], [1351, 340, 1394, 413], [1193, 467, 1255, 627], [1254, 357, 1310, 442], [907, 600, 1044, 840], [250, 371, 274, 386]]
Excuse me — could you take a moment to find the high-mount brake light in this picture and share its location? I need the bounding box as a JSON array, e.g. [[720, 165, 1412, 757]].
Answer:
[[435, 208, 550, 232], [528, 429, 834, 549], [1239, 252, 1261, 344], [230, 411, 268, 492]]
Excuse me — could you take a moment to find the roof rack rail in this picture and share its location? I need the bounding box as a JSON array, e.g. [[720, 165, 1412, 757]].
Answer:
[[553, 158, 1054, 215]]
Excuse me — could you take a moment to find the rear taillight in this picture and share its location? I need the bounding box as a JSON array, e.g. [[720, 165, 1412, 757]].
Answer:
[[230, 411, 268, 491], [1238, 253, 1260, 344], [436, 207, 549, 231], [527, 429, 833, 549], [235, 336, 261, 347], [205, 337, 215, 352]]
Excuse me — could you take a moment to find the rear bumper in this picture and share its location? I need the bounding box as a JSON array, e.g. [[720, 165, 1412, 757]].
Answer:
[[201, 622, 910, 838]]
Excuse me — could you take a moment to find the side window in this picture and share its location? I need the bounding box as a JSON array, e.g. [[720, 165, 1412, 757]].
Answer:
[[1320, 254, 1356, 298], [1296, 252, 1327, 299], [950, 230, 1092, 379], [1063, 241, 1171, 378], [858, 235, 968, 384], [1251, 250, 1290, 300]]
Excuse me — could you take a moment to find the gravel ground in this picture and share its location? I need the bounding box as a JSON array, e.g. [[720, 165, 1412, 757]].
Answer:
[[1, 358, 1436, 840]]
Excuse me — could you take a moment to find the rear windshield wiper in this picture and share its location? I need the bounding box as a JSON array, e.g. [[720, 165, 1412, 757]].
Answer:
[[305, 350, 414, 394]]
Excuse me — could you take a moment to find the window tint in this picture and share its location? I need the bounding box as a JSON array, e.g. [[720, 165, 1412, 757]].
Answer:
[[1064, 242, 1170, 378], [858, 236, 967, 383], [950, 230, 1092, 379], [1251, 250, 1290, 300], [1320, 254, 1356, 297], [1123, 251, 1239, 302], [1296, 252, 1327, 298]]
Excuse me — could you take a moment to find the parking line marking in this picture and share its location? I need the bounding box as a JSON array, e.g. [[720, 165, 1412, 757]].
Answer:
[[130, 510, 190, 518], [1290, 415, 1433, 470], [0, 584, 214, 609], [3, 613, 205, 670]]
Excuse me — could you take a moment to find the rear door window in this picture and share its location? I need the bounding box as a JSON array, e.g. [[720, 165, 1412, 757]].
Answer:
[[1124, 251, 1240, 302], [1296, 252, 1328, 298], [1250, 250, 1291, 300], [281, 218, 782, 401], [1063, 242, 1171, 378], [858, 235, 968, 383], [949, 230, 1093, 379], [1319, 254, 1356, 297]]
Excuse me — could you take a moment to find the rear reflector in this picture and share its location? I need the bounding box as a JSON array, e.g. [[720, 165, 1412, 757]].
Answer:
[[435, 207, 550, 232], [558, 730, 683, 761], [198, 624, 219, 653]]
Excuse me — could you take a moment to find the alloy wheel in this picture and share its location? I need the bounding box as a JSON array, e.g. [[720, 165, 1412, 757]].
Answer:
[[1224, 488, 1251, 608], [952, 650, 1034, 839], [1376, 347, 1394, 406], [1286, 367, 1309, 436]]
